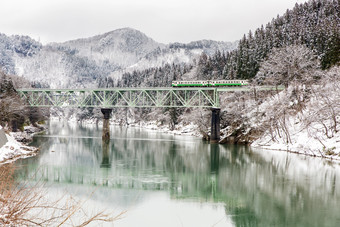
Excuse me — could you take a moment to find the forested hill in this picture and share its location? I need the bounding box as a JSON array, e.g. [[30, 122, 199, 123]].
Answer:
[[117, 0, 339, 88], [203, 0, 340, 80]]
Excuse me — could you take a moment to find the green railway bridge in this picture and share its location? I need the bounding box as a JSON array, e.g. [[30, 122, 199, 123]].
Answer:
[[17, 86, 282, 143]]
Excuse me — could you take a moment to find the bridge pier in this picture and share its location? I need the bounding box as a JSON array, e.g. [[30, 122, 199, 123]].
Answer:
[[210, 108, 220, 143], [101, 108, 112, 141]]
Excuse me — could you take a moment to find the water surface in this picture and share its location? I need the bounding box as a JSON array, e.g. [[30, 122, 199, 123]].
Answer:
[[16, 121, 340, 226]]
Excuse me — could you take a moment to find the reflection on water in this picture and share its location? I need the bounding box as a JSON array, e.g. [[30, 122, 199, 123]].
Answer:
[[101, 140, 110, 168], [16, 121, 340, 227]]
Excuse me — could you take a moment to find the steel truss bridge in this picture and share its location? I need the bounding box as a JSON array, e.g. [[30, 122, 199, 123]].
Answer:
[[17, 86, 282, 108]]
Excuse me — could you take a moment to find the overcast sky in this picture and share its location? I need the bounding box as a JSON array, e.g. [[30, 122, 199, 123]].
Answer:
[[0, 0, 308, 44]]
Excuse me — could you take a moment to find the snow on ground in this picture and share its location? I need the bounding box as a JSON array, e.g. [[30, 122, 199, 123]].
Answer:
[[0, 126, 41, 165], [0, 133, 38, 164]]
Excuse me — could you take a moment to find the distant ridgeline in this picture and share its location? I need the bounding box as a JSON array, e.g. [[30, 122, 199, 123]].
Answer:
[[118, 0, 339, 88]]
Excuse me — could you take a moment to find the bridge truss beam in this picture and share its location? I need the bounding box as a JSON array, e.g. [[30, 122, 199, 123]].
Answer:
[[17, 88, 221, 108]]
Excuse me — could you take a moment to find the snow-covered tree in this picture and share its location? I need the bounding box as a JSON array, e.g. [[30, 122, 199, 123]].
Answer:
[[254, 45, 320, 88]]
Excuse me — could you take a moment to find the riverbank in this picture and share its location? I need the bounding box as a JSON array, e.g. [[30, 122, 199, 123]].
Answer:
[[0, 125, 44, 164], [251, 116, 340, 161]]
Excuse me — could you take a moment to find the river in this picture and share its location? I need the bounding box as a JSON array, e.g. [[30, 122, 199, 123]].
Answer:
[[16, 120, 340, 226]]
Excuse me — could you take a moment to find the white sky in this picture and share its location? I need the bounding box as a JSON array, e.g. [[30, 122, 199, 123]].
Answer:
[[0, 0, 308, 44]]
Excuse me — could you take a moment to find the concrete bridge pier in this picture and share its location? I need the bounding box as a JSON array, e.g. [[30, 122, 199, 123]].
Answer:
[[210, 108, 220, 143], [101, 108, 112, 141]]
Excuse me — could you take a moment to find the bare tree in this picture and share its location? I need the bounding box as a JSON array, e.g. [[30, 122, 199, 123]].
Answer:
[[302, 66, 340, 140], [0, 164, 125, 226]]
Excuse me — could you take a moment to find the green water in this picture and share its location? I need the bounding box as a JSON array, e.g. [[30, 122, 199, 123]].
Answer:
[[16, 121, 340, 226]]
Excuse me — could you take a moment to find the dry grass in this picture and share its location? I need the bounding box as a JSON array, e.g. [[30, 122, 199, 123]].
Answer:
[[0, 163, 125, 226]]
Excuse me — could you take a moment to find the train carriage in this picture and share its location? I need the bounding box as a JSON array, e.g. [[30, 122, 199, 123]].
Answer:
[[171, 80, 208, 87], [172, 80, 249, 87]]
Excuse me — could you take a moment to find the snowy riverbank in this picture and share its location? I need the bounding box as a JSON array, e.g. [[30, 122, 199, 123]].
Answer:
[[0, 125, 44, 164], [252, 115, 340, 161]]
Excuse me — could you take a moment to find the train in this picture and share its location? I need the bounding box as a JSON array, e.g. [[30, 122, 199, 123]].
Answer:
[[171, 80, 249, 87]]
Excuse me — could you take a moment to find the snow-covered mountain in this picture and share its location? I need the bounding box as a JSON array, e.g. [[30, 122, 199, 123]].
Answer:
[[59, 28, 165, 68], [0, 28, 238, 88]]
